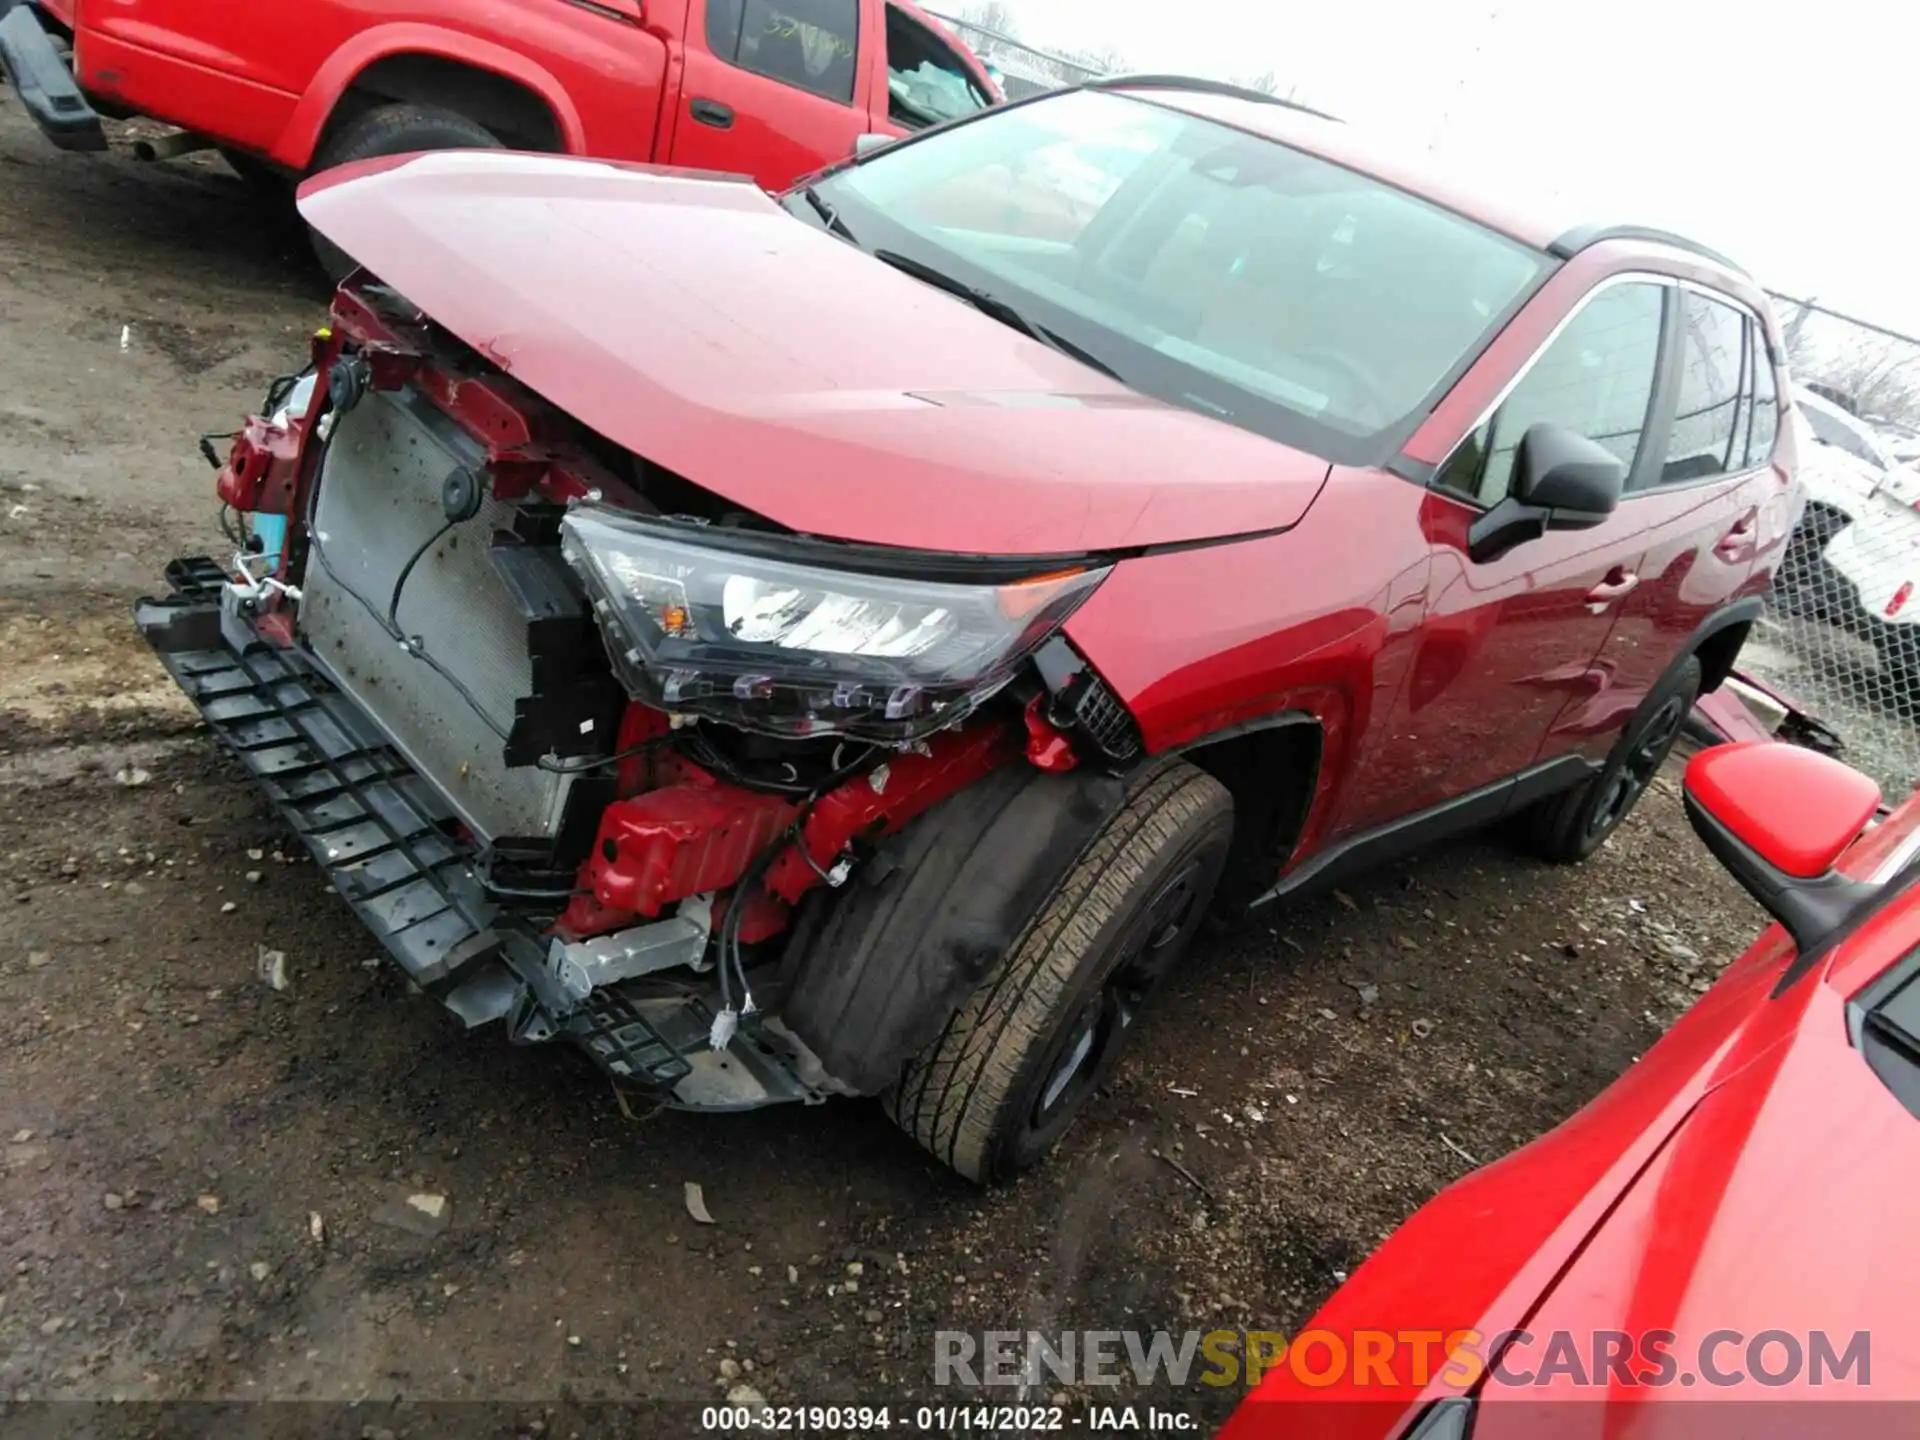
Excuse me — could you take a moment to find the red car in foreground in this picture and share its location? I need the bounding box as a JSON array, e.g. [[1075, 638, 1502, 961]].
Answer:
[[136, 78, 1795, 1181], [1225, 740, 1920, 1439]]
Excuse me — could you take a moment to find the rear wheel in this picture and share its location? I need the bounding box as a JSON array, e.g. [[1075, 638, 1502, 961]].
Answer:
[[306, 104, 502, 280], [1521, 655, 1701, 863], [888, 761, 1232, 1182]]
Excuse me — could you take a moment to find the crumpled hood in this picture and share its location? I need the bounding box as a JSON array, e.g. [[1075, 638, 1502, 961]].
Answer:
[[298, 150, 1331, 555]]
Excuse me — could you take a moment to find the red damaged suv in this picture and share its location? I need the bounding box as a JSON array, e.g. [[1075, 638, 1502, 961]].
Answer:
[[137, 77, 1798, 1180]]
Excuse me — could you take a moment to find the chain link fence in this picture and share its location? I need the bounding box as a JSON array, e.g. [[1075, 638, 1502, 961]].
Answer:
[[1746, 295, 1920, 797], [928, 12, 1108, 99]]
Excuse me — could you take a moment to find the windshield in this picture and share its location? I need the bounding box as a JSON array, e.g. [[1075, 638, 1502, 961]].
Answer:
[[811, 89, 1549, 460]]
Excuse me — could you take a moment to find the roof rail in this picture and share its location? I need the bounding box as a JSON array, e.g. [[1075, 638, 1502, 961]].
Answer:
[[1548, 223, 1749, 277], [1090, 74, 1342, 123]]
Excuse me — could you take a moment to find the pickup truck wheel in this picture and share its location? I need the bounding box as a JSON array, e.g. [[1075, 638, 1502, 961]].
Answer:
[[887, 760, 1232, 1183], [308, 104, 502, 280], [1521, 655, 1701, 864]]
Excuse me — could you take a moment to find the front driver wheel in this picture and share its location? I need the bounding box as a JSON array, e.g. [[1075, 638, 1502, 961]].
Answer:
[[888, 761, 1232, 1182]]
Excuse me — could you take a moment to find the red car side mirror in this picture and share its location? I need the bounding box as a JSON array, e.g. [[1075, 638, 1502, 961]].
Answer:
[[1683, 742, 1880, 959]]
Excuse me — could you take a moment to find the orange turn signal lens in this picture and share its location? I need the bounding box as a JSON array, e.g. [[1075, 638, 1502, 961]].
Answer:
[[997, 568, 1087, 621]]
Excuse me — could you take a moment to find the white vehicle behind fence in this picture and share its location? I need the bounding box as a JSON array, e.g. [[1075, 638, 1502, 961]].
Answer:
[[1776, 389, 1893, 609], [1822, 493, 1920, 674], [1781, 388, 1920, 675]]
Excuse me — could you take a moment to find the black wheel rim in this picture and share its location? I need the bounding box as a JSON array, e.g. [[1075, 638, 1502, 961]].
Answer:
[[1028, 857, 1208, 1130], [1586, 693, 1687, 841]]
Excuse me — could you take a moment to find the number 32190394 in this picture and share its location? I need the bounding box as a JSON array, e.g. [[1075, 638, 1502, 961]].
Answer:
[[700, 1404, 1069, 1431]]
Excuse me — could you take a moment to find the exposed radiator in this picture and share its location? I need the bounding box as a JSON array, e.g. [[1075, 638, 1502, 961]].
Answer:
[[299, 386, 573, 842]]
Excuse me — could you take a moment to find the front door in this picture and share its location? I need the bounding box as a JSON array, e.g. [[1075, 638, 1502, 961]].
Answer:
[[671, 0, 871, 189], [1336, 277, 1674, 835]]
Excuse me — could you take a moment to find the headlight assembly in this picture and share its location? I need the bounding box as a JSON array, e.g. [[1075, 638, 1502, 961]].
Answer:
[[559, 507, 1108, 741]]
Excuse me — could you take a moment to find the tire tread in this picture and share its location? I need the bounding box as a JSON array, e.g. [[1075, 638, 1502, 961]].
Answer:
[[887, 761, 1230, 1180]]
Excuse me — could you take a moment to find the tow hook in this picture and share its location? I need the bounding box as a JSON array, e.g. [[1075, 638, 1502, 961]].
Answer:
[[1023, 694, 1079, 773]]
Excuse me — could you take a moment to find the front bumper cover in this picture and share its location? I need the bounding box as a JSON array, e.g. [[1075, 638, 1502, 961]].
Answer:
[[135, 560, 822, 1110]]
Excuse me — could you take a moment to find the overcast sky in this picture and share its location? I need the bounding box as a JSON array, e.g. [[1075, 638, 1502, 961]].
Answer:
[[991, 0, 1920, 336]]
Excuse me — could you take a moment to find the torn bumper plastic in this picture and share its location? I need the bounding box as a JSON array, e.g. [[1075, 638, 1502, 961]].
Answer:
[[1689, 669, 1844, 756], [134, 559, 825, 1111]]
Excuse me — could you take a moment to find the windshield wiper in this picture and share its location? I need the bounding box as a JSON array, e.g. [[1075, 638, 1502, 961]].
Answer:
[[871, 249, 1122, 381], [800, 185, 858, 244]]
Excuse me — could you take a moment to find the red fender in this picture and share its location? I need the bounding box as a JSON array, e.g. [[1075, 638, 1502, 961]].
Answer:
[[270, 24, 586, 169]]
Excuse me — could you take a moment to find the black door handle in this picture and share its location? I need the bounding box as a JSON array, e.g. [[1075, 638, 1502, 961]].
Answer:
[[690, 98, 734, 129]]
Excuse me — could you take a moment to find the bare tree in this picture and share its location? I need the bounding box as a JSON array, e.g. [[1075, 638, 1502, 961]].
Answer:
[[1803, 341, 1920, 424], [959, 1, 1020, 38], [1232, 70, 1281, 94], [1056, 43, 1128, 76], [1781, 295, 1819, 357]]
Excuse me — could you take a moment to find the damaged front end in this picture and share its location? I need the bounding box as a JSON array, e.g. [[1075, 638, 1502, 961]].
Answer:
[[137, 281, 1135, 1109]]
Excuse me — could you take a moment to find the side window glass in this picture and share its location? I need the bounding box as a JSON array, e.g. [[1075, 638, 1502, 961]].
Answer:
[[707, 0, 745, 59], [1437, 281, 1663, 507], [1747, 337, 1780, 467], [1660, 293, 1748, 485], [712, 0, 860, 104], [885, 6, 991, 129]]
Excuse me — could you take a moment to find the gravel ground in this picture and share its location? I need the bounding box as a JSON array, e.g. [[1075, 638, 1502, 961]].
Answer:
[[0, 92, 1768, 1434]]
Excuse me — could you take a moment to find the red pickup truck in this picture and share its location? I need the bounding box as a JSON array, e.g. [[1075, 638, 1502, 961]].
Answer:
[[0, 0, 995, 265]]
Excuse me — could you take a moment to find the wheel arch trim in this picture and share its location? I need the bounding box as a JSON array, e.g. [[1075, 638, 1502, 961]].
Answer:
[[271, 25, 585, 168], [1685, 595, 1766, 693]]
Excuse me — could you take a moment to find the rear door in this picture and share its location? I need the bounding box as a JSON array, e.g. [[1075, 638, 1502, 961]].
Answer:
[[1335, 278, 1672, 834], [669, 0, 870, 186], [1575, 291, 1777, 758]]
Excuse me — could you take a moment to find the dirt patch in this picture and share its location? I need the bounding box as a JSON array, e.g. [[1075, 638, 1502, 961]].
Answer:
[[0, 596, 199, 723], [0, 96, 1766, 1432], [0, 727, 1757, 1425]]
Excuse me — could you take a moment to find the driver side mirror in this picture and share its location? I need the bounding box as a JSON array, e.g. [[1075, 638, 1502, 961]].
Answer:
[[1466, 424, 1626, 563], [1683, 742, 1880, 959], [854, 133, 895, 156]]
